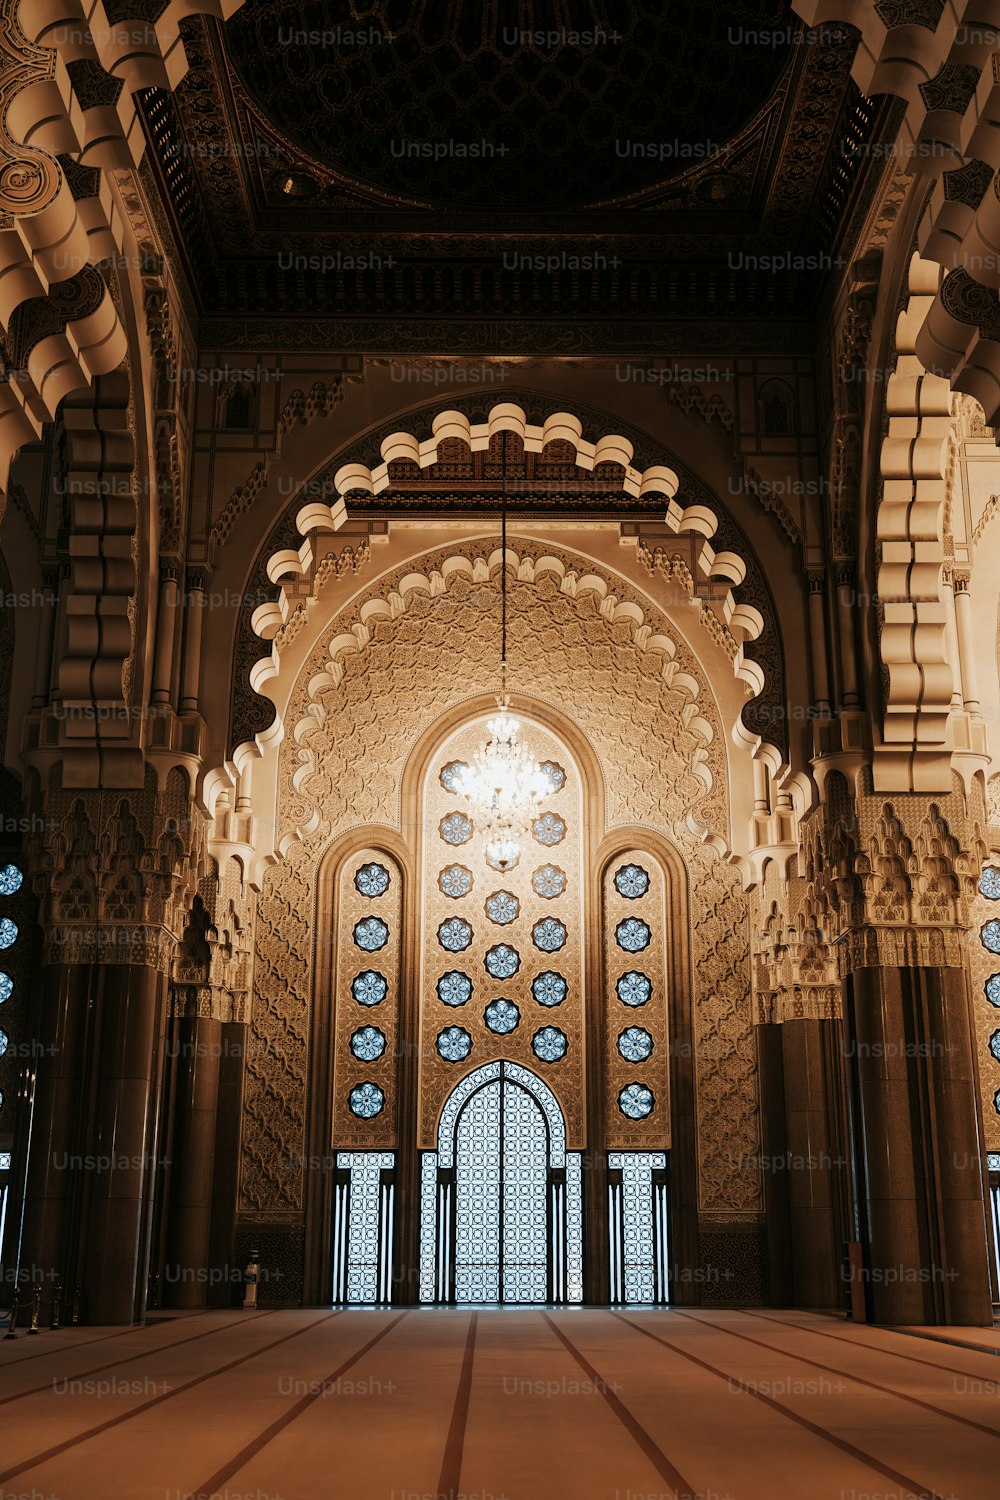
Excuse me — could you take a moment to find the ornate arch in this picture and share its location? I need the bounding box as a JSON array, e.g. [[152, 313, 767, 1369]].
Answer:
[[793, 0, 1000, 432], [0, 0, 242, 491], [253, 538, 741, 867], [224, 394, 787, 765], [436, 1061, 567, 1168]]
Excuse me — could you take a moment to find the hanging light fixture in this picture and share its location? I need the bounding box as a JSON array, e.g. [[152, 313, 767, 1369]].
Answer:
[[455, 442, 554, 872]]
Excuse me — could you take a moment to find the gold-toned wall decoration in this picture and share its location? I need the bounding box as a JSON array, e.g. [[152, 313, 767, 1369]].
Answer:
[[241, 541, 763, 1232], [603, 849, 670, 1152], [418, 717, 586, 1149], [330, 848, 403, 1150]]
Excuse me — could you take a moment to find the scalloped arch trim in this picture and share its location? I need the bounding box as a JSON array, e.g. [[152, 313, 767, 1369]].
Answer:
[[255, 546, 733, 861]]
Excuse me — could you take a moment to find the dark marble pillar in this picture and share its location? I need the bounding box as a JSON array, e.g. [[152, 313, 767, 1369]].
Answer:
[[162, 1014, 222, 1308], [17, 964, 92, 1311], [781, 1018, 844, 1309], [756, 1022, 793, 1305], [207, 1020, 246, 1307], [758, 1018, 847, 1310], [845, 963, 993, 1325], [78, 963, 166, 1324]]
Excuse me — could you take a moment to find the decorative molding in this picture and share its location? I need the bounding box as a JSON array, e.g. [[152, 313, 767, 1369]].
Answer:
[[208, 378, 356, 561], [0, 0, 246, 491], [876, 254, 956, 790]]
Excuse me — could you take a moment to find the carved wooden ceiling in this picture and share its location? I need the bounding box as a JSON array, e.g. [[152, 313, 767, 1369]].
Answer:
[[135, 2, 897, 346]]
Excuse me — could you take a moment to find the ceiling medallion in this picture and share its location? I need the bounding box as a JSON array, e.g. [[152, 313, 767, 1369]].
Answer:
[[455, 456, 555, 872]]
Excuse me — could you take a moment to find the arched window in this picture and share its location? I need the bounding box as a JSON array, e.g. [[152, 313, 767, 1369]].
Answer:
[[0, 859, 24, 1276], [220, 382, 254, 430], [329, 848, 402, 1303], [758, 377, 795, 435], [419, 1061, 583, 1304], [324, 724, 679, 1306], [417, 713, 584, 1303], [978, 865, 1000, 1295], [603, 849, 670, 1303]]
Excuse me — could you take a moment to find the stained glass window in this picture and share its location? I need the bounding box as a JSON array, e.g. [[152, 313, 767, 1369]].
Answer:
[[438, 917, 473, 952], [608, 1151, 668, 1304], [981, 868, 1000, 899], [440, 811, 473, 845], [532, 864, 566, 898], [991, 1030, 1000, 1063], [438, 970, 473, 1006], [353, 916, 389, 952], [437, 1026, 473, 1063], [532, 971, 567, 1007], [618, 1026, 653, 1063], [352, 970, 387, 1006], [532, 812, 566, 846], [0, 864, 23, 896], [485, 943, 520, 979], [485, 890, 519, 925], [440, 761, 470, 793], [987, 975, 1000, 1007], [0, 918, 18, 950], [983, 920, 1000, 955], [0, 973, 11, 1004], [532, 917, 567, 952], [616, 970, 652, 1006], [355, 861, 390, 897], [349, 1081, 385, 1119], [0, 1030, 7, 1058], [614, 863, 650, 899], [995, 1088, 1000, 1116], [539, 761, 566, 792], [619, 1082, 655, 1120], [424, 1064, 583, 1305], [485, 998, 520, 1034], [532, 1026, 567, 1063], [439, 864, 473, 898], [350, 1025, 387, 1062], [333, 1152, 395, 1304], [616, 917, 651, 953]]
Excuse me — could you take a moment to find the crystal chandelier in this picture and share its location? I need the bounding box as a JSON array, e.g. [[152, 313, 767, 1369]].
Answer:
[[455, 453, 553, 871]]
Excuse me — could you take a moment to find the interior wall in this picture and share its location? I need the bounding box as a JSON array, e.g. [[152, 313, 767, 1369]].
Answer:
[[236, 537, 766, 1303]]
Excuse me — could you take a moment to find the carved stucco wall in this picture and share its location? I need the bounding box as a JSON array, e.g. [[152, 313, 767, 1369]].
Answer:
[[240, 542, 762, 1230]]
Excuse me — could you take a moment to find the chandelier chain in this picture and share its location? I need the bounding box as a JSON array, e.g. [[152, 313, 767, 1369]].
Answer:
[[501, 435, 507, 691]]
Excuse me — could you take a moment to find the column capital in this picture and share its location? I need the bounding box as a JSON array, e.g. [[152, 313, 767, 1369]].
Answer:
[[798, 774, 990, 972]]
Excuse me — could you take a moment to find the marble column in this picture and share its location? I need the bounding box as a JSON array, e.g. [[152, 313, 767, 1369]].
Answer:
[[781, 1018, 845, 1309], [756, 1022, 793, 1305], [757, 1018, 847, 1310], [17, 964, 92, 1314], [206, 1020, 246, 1307], [78, 963, 167, 1324], [844, 963, 993, 1325], [162, 1014, 222, 1309]]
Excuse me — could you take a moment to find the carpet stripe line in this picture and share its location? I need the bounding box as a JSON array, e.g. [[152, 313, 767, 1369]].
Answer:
[[183, 1311, 410, 1500], [739, 1308, 1000, 1386], [0, 1317, 204, 1369], [0, 1309, 343, 1486], [436, 1311, 478, 1500], [614, 1312, 945, 1500], [0, 1310, 271, 1408], [541, 1312, 699, 1500], [811, 1307, 1000, 1360], [676, 1308, 1000, 1439]]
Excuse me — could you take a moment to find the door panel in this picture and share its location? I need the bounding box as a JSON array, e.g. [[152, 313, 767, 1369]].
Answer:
[[502, 1081, 548, 1302], [454, 1079, 502, 1302], [453, 1079, 549, 1303]]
